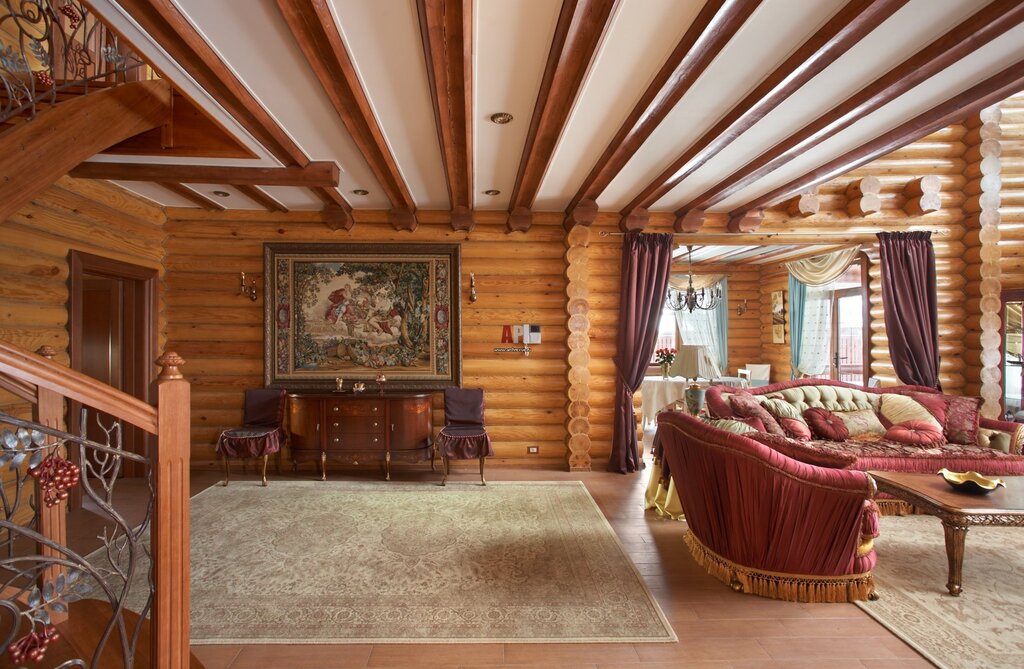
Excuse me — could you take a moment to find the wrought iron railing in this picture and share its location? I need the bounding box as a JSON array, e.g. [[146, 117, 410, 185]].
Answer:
[[1, 409, 152, 667], [0, 0, 149, 124]]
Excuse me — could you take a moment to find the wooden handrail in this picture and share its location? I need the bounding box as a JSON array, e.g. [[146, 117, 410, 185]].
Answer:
[[0, 339, 158, 434]]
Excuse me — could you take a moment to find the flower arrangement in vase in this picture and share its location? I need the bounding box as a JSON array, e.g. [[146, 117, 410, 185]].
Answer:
[[654, 348, 676, 378]]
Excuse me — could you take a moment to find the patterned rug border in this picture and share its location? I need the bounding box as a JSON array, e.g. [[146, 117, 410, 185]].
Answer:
[[183, 479, 676, 645], [853, 600, 945, 669]]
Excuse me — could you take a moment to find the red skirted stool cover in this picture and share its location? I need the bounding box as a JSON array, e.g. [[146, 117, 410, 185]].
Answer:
[[216, 388, 287, 458], [436, 388, 493, 459]]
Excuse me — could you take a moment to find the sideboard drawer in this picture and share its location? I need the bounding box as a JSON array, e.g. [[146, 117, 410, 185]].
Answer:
[[326, 399, 385, 416], [326, 433, 385, 450], [326, 416, 385, 434]]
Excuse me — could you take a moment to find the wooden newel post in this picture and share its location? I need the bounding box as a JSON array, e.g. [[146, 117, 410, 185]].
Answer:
[[153, 351, 190, 669], [32, 346, 67, 622]]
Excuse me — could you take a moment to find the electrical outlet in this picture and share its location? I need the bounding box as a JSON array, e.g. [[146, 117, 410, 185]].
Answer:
[[527, 446, 539, 454]]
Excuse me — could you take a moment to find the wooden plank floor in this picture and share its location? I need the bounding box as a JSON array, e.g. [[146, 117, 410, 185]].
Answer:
[[67, 455, 933, 669]]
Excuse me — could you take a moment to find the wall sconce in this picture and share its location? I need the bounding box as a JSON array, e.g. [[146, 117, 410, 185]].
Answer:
[[469, 273, 477, 303], [239, 272, 257, 302], [735, 299, 748, 316]]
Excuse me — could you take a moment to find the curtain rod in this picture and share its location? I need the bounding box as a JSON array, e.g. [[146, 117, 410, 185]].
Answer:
[[598, 229, 948, 238]]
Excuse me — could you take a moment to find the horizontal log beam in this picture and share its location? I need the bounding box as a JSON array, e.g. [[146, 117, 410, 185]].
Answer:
[[69, 162, 340, 187]]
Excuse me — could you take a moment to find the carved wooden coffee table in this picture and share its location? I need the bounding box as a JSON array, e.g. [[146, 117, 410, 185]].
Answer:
[[869, 471, 1024, 596]]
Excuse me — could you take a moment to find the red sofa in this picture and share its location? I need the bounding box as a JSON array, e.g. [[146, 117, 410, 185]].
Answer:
[[704, 379, 1024, 476], [656, 411, 879, 603]]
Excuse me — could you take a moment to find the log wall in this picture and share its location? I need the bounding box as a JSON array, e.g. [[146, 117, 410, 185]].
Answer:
[[0, 176, 165, 518], [999, 92, 1024, 291], [163, 210, 571, 468]]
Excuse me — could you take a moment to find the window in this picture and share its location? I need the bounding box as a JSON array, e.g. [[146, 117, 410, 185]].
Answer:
[[1002, 290, 1024, 419], [803, 255, 869, 383], [649, 308, 678, 366]]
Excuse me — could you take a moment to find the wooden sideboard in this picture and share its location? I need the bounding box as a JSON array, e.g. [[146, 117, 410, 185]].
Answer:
[[287, 392, 433, 480]]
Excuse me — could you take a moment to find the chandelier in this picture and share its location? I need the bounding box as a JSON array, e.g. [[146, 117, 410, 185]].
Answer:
[[665, 245, 722, 312]]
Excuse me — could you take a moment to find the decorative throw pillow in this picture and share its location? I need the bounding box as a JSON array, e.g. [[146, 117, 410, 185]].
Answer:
[[905, 391, 949, 425], [834, 409, 886, 439], [884, 419, 945, 446], [879, 394, 942, 430], [737, 416, 767, 432], [803, 407, 850, 441], [749, 432, 857, 469], [945, 395, 983, 445], [729, 393, 785, 436], [704, 418, 759, 435], [978, 427, 1011, 453], [777, 417, 812, 440]]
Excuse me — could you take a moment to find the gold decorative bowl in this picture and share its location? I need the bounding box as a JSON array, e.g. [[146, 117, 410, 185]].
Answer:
[[937, 468, 1006, 495]]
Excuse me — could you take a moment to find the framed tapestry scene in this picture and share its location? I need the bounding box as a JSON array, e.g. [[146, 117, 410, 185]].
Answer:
[[264, 243, 462, 391]]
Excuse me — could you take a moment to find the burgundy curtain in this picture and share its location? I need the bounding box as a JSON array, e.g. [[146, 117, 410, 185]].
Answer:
[[610, 232, 673, 473], [878, 231, 940, 389]]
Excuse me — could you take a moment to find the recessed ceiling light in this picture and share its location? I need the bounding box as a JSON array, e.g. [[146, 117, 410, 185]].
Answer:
[[490, 112, 513, 125], [352, 189, 369, 195], [212, 190, 230, 197], [483, 189, 500, 196]]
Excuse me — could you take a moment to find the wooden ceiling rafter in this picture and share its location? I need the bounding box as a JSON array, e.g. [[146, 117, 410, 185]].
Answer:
[[681, 0, 1024, 214], [235, 184, 289, 213], [311, 187, 355, 231], [563, 0, 762, 228], [158, 182, 225, 211], [621, 0, 909, 220], [275, 0, 418, 230], [68, 162, 340, 187], [508, 0, 618, 232], [416, 0, 474, 230], [101, 0, 309, 168], [727, 58, 1024, 231]]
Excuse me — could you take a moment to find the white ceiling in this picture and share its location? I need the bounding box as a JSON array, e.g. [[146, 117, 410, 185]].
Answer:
[[87, 0, 1023, 215]]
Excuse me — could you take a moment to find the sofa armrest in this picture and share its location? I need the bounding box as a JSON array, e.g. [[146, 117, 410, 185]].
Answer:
[[657, 412, 875, 578], [979, 417, 1024, 454]]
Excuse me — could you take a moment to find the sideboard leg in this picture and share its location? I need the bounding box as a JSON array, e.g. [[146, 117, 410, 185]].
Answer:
[[320, 451, 327, 481], [385, 451, 391, 481]]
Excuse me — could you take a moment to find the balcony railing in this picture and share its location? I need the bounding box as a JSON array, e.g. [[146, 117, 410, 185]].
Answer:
[[0, 0, 149, 124]]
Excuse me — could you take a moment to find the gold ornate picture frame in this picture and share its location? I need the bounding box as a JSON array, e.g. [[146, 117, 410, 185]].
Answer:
[[264, 243, 461, 390]]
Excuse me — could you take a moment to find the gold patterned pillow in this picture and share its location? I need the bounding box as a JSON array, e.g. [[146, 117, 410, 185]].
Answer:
[[834, 409, 886, 439], [879, 394, 942, 429]]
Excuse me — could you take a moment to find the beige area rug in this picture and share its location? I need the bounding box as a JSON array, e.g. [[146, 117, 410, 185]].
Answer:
[[121, 480, 674, 645], [855, 514, 1024, 669]]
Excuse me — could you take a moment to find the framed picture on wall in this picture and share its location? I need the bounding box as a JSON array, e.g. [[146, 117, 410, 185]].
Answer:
[[771, 290, 785, 343], [264, 242, 462, 390]]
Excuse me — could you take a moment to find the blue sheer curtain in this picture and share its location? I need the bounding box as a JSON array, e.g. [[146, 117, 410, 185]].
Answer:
[[788, 274, 806, 379], [716, 278, 729, 372]]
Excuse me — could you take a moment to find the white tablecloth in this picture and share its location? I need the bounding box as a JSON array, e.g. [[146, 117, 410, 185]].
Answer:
[[639, 376, 689, 424]]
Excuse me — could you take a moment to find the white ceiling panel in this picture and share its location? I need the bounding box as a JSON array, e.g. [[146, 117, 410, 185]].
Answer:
[[532, 0, 705, 211], [652, 0, 995, 212], [113, 181, 203, 208], [473, 0, 562, 210], [173, 0, 390, 208], [261, 186, 332, 211], [596, 0, 847, 211], [714, 24, 1024, 212], [330, 0, 449, 208]]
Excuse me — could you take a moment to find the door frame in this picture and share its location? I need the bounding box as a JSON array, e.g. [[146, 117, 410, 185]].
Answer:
[[999, 289, 1024, 418], [825, 252, 871, 382], [67, 251, 159, 481]]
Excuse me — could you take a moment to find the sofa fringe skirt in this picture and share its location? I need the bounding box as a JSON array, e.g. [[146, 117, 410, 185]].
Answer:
[[683, 531, 875, 603]]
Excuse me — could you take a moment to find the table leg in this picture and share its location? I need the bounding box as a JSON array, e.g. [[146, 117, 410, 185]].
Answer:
[[942, 519, 968, 596]]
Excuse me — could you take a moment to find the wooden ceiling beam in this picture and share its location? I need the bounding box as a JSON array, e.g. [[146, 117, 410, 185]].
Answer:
[[69, 162, 340, 187], [564, 0, 761, 220], [275, 0, 416, 213], [510, 0, 617, 223], [158, 182, 225, 211], [417, 0, 473, 221], [727, 59, 1024, 228], [622, 0, 908, 217], [102, 0, 309, 167], [236, 184, 289, 213], [681, 0, 1024, 213]]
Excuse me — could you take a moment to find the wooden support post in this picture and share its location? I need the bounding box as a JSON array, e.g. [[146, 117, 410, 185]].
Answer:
[[846, 176, 881, 217], [903, 175, 942, 215], [565, 225, 592, 471], [674, 209, 705, 233], [33, 345, 67, 623], [508, 206, 533, 233], [152, 352, 191, 669], [620, 208, 649, 232], [785, 189, 820, 217], [975, 107, 1003, 417]]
